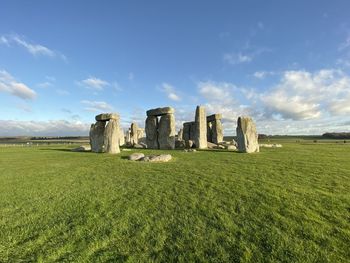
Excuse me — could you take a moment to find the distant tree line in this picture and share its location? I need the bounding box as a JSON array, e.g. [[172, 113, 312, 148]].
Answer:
[[30, 136, 89, 140], [322, 133, 350, 139]]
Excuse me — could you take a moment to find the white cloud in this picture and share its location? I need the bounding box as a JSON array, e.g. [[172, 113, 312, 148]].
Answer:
[[253, 71, 275, 79], [198, 81, 236, 104], [79, 77, 109, 90], [0, 120, 90, 136], [0, 70, 36, 100], [81, 100, 113, 112], [260, 69, 350, 120], [0, 34, 66, 60], [37, 81, 52, 88], [223, 52, 253, 64], [160, 83, 181, 101], [56, 89, 70, 96]]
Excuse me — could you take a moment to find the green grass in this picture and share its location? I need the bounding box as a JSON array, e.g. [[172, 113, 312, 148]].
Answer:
[[0, 141, 350, 262]]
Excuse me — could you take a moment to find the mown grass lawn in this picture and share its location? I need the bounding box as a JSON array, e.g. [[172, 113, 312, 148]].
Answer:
[[0, 142, 349, 262]]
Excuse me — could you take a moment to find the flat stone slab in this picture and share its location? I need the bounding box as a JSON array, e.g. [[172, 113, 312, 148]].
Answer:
[[95, 113, 119, 121], [140, 154, 172, 162], [146, 107, 174, 116], [128, 153, 145, 161], [207, 114, 222, 122], [71, 145, 91, 152]]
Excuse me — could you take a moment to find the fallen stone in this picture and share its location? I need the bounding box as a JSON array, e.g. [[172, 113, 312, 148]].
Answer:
[[95, 113, 119, 121], [207, 142, 218, 149], [128, 153, 145, 161], [184, 149, 196, 152], [226, 145, 237, 150], [146, 107, 174, 116], [140, 154, 172, 162], [185, 140, 195, 148], [175, 140, 186, 149], [71, 145, 91, 152], [134, 143, 147, 149]]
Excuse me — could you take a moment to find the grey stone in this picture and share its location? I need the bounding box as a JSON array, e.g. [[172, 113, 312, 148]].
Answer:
[[185, 140, 195, 148], [175, 140, 186, 149], [104, 119, 120, 154], [146, 107, 174, 116], [71, 145, 91, 152], [236, 116, 259, 153], [211, 119, 223, 144], [128, 153, 145, 161], [195, 106, 207, 149], [95, 113, 119, 121], [206, 114, 222, 122], [145, 116, 159, 149], [158, 114, 176, 149], [207, 142, 218, 149], [140, 154, 172, 162], [226, 145, 237, 150], [119, 128, 125, 146], [90, 121, 106, 153], [131, 122, 139, 145], [178, 128, 183, 141]]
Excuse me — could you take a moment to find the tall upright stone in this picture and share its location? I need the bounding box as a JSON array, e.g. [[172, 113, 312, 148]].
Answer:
[[89, 121, 106, 152], [236, 116, 259, 153], [195, 106, 207, 149], [145, 116, 159, 149], [211, 120, 223, 144], [158, 114, 176, 149], [178, 128, 183, 140], [104, 119, 120, 154], [131, 122, 139, 145], [119, 128, 125, 146]]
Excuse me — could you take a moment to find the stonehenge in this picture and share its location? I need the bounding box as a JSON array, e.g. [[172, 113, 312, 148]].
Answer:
[[236, 116, 259, 153], [89, 113, 120, 154], [145, 107, 176, 149], [88, 109, 261, 155]]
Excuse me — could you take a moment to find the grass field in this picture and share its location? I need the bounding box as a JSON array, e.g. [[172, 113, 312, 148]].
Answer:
[[0, 140, 350, 262]]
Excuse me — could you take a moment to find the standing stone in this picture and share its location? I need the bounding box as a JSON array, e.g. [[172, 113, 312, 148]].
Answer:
[[131, 122, 139, 145], [207, 122, 213, 143], [104, 119, 120, 154], [158, 114, 176, 149], [119, 128, 125, 146], [178, 128, 183, 140], [137, 128, 144, 140], [236, 116, 259, 153], [89, 121, 106, 152], [195, 106, 207, 149], [183, 122, 191, 141], [125, 129, 131, 144], [212, 119, 223, 144], [145, 116, 159, 149]]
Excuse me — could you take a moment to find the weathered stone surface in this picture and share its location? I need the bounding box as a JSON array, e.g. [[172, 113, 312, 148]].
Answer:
[[141, 154, 172, 162], [175, 140, 186, 149], [158, 114, 176, 149], [145, 116, 159, 149], [146, 107, 174, 116], [211, 119, 223, 144], [226, 145, 237, 150], [178, 129, 183, 141], [259, 144, 282, 148], [71, 145, 91, 152], [137, 128, 144, 139], [195, 106, 207, 149], [104, 119, 120, 154], [95, 113, 119, 121], [90, 121, 106, 152], [184, 149, 196, 152], [207, 142, 218, 149], [185, 140, 195, 148], [134, 143, 147, 149], [236, 116, 259, 153], [128, 153, 145, 161], [206, 114, 222, 122], [131, 122, 139, 145], [119, 128, 125, 146], [125, 129, 131, 144]]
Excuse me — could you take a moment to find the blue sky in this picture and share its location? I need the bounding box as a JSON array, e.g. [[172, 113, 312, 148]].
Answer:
[[1, 0, 350, 136]]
